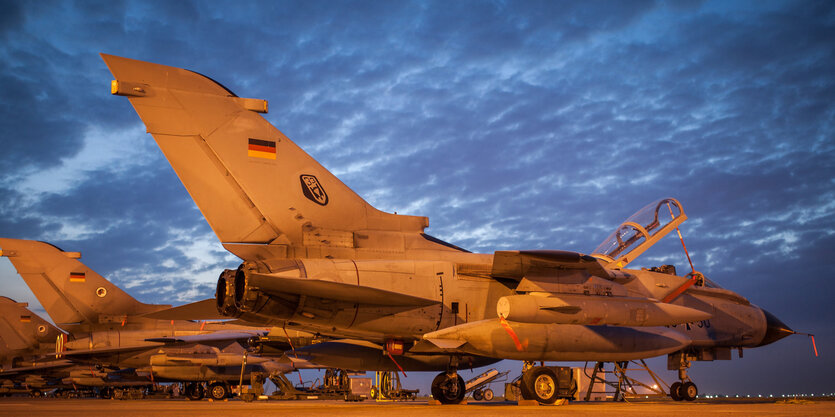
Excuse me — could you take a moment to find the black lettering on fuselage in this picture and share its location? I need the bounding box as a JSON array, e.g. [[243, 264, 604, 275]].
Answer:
[[667, 320, 711, 330]]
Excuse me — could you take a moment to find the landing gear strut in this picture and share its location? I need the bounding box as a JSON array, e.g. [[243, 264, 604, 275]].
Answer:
[[669, 353, 698, 401]]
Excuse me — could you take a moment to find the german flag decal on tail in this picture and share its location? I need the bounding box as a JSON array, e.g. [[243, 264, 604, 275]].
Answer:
[[69, 272, 86, 283], [19, 315, 31, 323], [248, 138, 276, 159]]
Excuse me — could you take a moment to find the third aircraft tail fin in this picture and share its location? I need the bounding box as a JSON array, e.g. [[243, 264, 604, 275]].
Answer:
[[0, 296, 64, 362]]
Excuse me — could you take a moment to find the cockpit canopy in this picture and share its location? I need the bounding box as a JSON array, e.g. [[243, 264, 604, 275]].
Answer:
[[592, 198, 686, 268]]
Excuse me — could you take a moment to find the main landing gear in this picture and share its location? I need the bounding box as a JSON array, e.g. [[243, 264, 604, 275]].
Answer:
[[430, 357, 466, 404], [669, 353, 698, 401], [430, 370, 465, 404]]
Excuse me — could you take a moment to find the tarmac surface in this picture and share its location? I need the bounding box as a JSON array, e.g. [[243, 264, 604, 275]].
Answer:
[[0, 397, 833, 417]]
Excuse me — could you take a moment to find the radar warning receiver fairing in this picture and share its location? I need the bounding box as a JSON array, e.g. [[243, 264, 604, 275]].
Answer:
[[103, 54, 795, 404]]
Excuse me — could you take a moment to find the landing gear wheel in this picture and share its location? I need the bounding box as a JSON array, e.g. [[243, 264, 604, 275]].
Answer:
[[338, 369, 349, 389], [185, 383, 204, 401], [430, 372, 466, 404], [30, 389, 43, 398], [483, 388, 494, 401], [521, 367, 559, 404], [472, 389, 483, 401], [681, 381, 698, 401], [670, 382, 682, 401], [100, 387, 113, 399], [209, 383, 229, 400], [370, 386, 378, 399]]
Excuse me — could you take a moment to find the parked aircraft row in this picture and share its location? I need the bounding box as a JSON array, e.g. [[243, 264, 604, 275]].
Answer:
[[0, 238, 321, 399], [0, 54, 799, 404]]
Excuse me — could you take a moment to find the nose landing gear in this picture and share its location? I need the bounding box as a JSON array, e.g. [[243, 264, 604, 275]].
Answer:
[[669, 380, 698, 401], [669, 354, 698, 401]]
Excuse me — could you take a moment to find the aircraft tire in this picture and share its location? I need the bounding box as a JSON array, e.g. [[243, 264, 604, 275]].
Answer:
[[670, 382, 682, 401], [682, 382, 698, 401], [100, 387, 113, 399], [472, 389, 483, 401], [521, 367, 559, 404], [483, 388, 494, 401], [209, 383, 229, 400], [338, 369, 349, 388], [430, 372, 465, 404], [30, 389, 43, 398], [185, 383, 204, 401]]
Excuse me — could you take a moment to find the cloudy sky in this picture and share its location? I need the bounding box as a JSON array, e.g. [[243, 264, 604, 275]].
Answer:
[[0, 0, 832, 396]]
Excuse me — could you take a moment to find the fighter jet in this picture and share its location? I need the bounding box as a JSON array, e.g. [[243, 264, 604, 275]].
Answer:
[[0, 238, 317, 400], [103, 54, 795, 404]]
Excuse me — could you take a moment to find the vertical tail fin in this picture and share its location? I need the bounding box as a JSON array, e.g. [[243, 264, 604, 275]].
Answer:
[[101, 54, 440, 261], [0, 296, 64, 366], [0, 238, 167, 328]]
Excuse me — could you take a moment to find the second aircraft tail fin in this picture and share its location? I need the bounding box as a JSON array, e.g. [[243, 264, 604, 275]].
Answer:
[[0, 238, 168, 328]]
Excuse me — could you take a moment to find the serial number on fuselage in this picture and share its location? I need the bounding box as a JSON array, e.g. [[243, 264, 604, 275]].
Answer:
[[667, 320, 711, 330]]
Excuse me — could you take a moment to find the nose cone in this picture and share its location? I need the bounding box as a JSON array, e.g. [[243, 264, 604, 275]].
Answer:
[[757, 309, 794, 347]]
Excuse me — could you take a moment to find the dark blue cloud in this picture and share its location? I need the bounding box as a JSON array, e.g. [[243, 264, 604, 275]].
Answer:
[[0, 0, 24, 40]]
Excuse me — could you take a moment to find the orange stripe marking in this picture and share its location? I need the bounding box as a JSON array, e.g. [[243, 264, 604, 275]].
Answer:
[[500, 316, 525, 352]]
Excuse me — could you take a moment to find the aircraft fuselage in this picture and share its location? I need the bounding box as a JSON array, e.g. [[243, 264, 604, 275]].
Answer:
[[218, 253, 770, 363]]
